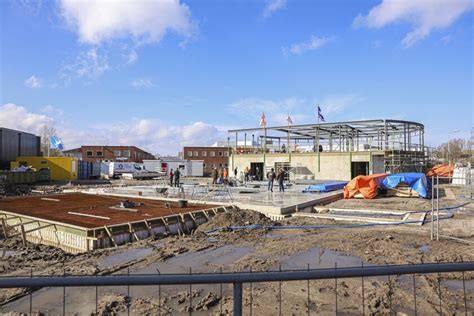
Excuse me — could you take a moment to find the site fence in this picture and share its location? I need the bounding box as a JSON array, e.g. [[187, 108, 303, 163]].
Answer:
[[0, 262, 472, 315], [430, 174, 473, 243]]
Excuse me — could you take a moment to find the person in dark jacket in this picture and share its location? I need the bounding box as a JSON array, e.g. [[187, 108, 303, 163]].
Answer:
[[276, 169, 285, 192], [174, 168, 181, 187], [212, 168, 218, 185], [169, 169, 174, 187], [267, 168, 276, 192]]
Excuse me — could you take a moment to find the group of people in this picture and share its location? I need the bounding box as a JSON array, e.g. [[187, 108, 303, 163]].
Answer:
[[168, 168, 181, 187], [243, 166, 261, 182], [266, 168, 286, 192], [211, 167, 238, 185]]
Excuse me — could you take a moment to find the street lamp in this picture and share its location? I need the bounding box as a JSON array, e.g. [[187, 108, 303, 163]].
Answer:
[[447, 130, 460, 166]]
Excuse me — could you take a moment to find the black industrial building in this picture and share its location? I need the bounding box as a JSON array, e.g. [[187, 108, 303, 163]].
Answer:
[[0, 128, 41, 170]]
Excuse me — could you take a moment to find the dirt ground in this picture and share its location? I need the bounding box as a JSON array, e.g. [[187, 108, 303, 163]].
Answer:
[[0, 190, 473, 315]]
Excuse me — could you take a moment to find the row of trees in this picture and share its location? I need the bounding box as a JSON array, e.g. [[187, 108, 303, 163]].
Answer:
[[432, 137, 473, 164]]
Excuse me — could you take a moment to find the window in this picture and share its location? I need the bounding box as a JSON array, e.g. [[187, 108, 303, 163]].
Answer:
[[203, 163, 206, 168], [218, 152, 223, 157], [96, 151, 103, 157], [202, 151, 207, 157], [123, 150, 130, 157], [219, 164, 223, 167], [86, 150, 93, 157], [188, 151, 193, 157], [194, 151, 199, 157], [224, 151, 229, 157], [114, 150, 121, 157], [210, 151, 215, 157]]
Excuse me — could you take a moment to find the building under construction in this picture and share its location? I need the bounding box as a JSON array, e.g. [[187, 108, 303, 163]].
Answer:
[[228, 119, 428, 181]]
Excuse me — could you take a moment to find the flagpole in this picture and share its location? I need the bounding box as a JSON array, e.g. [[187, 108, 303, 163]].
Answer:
[[287, 113, 291, 163], [317, 105, 320, 173]]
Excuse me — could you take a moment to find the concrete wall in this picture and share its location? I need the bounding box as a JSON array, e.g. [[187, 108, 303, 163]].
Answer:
[[231, 151, 385, 181]]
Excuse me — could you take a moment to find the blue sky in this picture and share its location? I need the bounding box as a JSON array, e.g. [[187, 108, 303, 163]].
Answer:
[[0, 0, 473, 155]]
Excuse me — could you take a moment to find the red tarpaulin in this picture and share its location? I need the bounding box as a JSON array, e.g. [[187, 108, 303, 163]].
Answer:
[[343, 173, 388, 199]]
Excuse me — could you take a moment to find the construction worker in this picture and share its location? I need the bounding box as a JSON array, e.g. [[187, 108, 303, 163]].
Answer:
[[169, 168, 174, 187], [174, 168, 181, 187], [267, 168, 276, 192], [212, 168, 218, 185], [277, 169, 286, 192]]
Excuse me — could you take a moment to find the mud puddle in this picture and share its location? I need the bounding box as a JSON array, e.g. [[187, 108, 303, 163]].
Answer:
[[98, 248, 153, 269], [0, 249, 17, 258]]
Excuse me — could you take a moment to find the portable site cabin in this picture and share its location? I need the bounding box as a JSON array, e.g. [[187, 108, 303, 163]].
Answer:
[[143, 158, 204, 177], [11, 157, 78, 181]]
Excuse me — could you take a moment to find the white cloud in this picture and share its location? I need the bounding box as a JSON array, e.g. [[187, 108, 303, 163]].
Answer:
[[24, 75, 43, 88], [320, 94, 365, 115], [131, 78, 156, 89], [0, 103, 224, 155], [0, 103, 53, 135], [61, 48, 110, 80], [263, 0, 287, 18], [41, 105, 64, 116], [283, 35, 334, 55], [353, 0, 474, 48], [59, 0, 196, 45]]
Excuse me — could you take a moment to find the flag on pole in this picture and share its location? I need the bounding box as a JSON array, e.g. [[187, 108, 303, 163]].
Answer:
[[317, 105, 325, 122], [50, 135, 64, 150], [287, 114, 293, 126], [260, 112, 267, 128]]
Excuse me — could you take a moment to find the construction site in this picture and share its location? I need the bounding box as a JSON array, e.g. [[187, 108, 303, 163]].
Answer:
[[0, 119, 472, 315]]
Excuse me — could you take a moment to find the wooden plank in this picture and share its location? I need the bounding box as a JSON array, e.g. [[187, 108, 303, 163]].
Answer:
[[143, 219, 154, 237], [7, 220, 38, 229], [24, 224, 54, 234], [68, 212, 110, 220], [20, 225, 27, 246], [103, 225, 117, 247], [41, 198, 61, 202], [128, 222, 140, 242], [1, 218, 9, 238]]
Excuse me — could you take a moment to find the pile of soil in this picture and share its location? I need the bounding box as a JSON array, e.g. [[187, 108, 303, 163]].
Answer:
[[196, 208, 274, 232]]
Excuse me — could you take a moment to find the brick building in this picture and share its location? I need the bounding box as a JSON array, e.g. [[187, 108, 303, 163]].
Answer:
[[183, 146, 230, 176], [64, 146, 155, 163]]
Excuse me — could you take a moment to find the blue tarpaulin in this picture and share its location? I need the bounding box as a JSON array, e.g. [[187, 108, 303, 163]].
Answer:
[[303, 181, 348, 193], [381, 173, 430, 198]]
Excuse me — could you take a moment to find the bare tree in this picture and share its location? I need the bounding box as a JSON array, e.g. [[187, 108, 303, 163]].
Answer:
[[433, 138, 470, 164], [40, 125, 62, 157]]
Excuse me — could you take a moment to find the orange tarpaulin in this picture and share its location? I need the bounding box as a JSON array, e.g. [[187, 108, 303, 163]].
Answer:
[[426, 164, 454, 177], [343, 173, 388, 199]]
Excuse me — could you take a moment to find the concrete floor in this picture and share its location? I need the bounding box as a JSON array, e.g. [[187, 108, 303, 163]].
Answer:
[[82, 181, 343, 219]]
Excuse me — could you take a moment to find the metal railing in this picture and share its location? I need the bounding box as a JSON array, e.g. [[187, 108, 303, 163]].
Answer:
[[0, 262, 472, 315]]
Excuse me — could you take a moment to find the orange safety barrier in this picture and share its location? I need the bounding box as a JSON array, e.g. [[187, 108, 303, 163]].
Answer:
[[426, 164, 454, 177], [343, 173, 388, 199]]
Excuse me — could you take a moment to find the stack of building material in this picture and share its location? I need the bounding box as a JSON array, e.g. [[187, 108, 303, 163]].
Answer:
[[343, 174, 387, 199], [381, 173, 429, 198], [303, 181, 347, 193]]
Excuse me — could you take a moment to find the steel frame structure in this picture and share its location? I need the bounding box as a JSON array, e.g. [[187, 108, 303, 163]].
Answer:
[[229, 119, 425, 152]]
